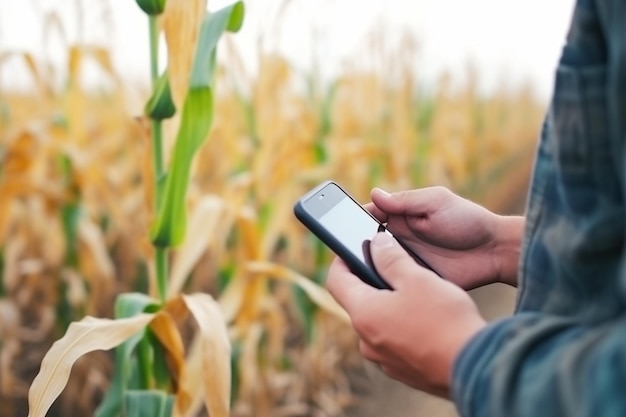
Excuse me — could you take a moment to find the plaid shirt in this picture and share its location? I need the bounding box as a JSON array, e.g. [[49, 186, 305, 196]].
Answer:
[[452, 1, 626, 416]]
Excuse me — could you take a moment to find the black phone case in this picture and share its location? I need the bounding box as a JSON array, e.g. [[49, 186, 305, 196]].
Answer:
[[293, 182, 391, 290]]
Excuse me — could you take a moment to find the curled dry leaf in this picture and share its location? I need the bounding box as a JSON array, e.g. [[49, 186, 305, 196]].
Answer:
[[27, 313, 155, 417], [149, 310, 186, 389], [27, 291, 233, 417], [171, 335, 203, 417], [180, 293, 231, 417]]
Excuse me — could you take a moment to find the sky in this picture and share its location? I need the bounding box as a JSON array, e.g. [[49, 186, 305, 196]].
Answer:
[[0, 0, 576, 99]]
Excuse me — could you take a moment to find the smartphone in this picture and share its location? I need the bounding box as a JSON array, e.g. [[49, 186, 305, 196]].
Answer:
[[293, 180, 434, 290]]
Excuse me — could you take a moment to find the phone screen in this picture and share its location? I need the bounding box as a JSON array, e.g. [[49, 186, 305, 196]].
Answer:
[[318, 196, 389, 266]]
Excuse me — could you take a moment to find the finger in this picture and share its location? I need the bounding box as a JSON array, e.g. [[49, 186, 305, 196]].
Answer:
[[363, 201, 389, 223], [359, 339, 383, 363], [370, 232, 430, 289], [326, 257, 377, 313], [371, 187, 450, 218]]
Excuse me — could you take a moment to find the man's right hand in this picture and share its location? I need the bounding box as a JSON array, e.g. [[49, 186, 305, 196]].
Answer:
[[365, 187, 524, 289]]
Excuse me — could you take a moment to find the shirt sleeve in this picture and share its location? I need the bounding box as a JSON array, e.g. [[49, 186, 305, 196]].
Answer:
[[452, 312, 626, 417]]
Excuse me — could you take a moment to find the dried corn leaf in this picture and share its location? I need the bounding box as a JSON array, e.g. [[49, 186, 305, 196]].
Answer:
[[238, 322, 264, 402], [181, 293, 231, 417], [78, 217, 114, 279], [150, 310, 186, 387], [233, 208, 267, 331], [236, 206, 263, 260], [217, 269, 246, 324], [171, 328, 204, 417], [28, 313, 155, 417], [162, 0, 207, 107], [168, 195, 225, 296], [247, 261, 349, 323], [2, 234, 26, 293]]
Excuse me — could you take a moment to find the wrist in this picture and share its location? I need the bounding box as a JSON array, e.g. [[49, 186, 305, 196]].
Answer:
[[493, 215, 525, 286]]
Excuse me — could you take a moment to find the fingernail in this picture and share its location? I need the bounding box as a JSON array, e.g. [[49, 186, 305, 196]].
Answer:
[[373, 188, 390, 197], [372, 232, 394, 248]]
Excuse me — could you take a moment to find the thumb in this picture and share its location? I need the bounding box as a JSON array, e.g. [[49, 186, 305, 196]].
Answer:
[[370, 232, 423, 290]]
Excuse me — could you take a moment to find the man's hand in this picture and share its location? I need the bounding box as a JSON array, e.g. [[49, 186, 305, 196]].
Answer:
[[326, 232, 486, 397], [366, 187, 523, 288]]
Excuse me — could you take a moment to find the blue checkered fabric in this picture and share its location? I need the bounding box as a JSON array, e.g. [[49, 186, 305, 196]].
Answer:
[[452, 1, 626, 416]]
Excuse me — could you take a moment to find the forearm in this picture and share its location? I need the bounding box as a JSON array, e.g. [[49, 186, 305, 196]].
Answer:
[[493, 215, 524, 287], [452, 313, 626, 417]]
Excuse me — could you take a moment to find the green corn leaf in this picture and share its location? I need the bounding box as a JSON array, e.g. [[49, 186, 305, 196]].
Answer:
[[145, 329, 172, 391], [145, 71, 176, 120], [94, 293, 159, 417], [135, 0, 167, 16], [150, 1, 245, 247], [124, 390, 173, 417]]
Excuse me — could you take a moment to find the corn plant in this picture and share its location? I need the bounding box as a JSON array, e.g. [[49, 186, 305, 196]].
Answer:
[[27, 1, 247, 416]]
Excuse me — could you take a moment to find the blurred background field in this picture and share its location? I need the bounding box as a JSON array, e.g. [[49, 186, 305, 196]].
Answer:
[[0, 1, 573, 416]]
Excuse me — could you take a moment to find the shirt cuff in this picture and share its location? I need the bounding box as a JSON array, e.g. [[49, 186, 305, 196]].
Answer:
[[451, 318, 512, 417]]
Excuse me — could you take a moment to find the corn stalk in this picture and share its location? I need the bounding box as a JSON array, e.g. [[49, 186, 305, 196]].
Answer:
[[27, 1, 245, 417]]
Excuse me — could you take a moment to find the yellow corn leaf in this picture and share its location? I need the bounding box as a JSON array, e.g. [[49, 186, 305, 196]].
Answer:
[[247, 261, 350, 323], [162, 0, 207, 107], [235, 206, 263, 263], [78, 217, 114, 279], [232, 208, 267, 331], [238, 322, 264, 401], [67, 46, 87, 144], [172, 335, 204, 417], [2, 130, 39, 178], [150, 310, 186, 388], [260, 185, 297, 257], [0, 189, 14, 247], [2, 234, 25, 294], [217, 269, 246, 324], [260, 296, 287, 365], [181, 293, 231, 417], [168, 195, 225, 297], [27, 314, 155, 417]]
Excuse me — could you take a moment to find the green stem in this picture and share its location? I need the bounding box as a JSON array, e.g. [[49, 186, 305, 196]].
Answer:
[[137, 333, 154, 389], [151, 119, 164, 181], [148, 15, 168, 304], [149, 16, 160, 85], [155, 248, 168, 303]]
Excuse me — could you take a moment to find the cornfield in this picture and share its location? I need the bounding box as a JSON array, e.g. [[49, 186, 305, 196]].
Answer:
[[0, 1, 544, 416]]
